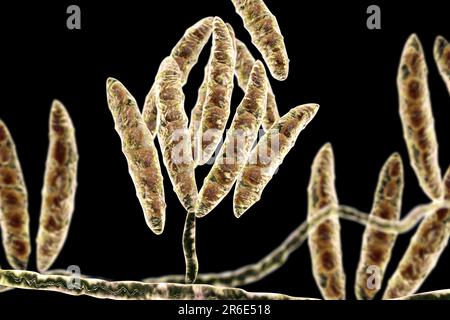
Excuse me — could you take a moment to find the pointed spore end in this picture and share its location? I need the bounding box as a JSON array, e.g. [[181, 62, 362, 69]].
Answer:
[[36, 255, 54, 274], [213, 16, 225, 26], [192, 16, 214, 32], [314, 142, 336, 177], [252, 60, 266, 78], [106, 77, 117, 88], [293, 103, 320, 125], [212, 17, 230, 42], [106, 78, 135, 109], [309, 103, 320, 114], [383, 152, 404, 183], [321, 142, 333, 154], [146, 216, 165, 236], [387, 152, 403, 168], [434, 35, 449, 63], [51, 99, 64, 112], [0, 119, 10, 142], [50, 100, 73, 134], [50, 99, 68, 117], [106, 77, 126, 100], [405, 33, 423, 52], [435, 35, 448, 50], [298, 103, 320, 115], [233, 205, 248, 219]]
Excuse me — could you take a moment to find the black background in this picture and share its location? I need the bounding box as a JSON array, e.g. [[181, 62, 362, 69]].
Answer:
[[0, 0, 449, 310]]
